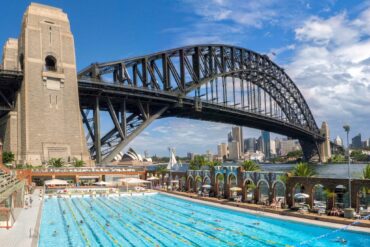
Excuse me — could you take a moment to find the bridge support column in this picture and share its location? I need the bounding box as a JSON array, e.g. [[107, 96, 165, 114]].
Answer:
[[94, 97, 101, 164]]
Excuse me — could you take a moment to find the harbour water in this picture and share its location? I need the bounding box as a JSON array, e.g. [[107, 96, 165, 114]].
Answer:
[[261, 163, 368, 179]]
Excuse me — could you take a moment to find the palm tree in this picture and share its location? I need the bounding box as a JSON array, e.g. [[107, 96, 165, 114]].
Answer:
[[241, 160, 260, 171], [291, 162, 316, 177], [363, 164, 370, 179], [156, 165, 168, 185], [324, 188, 336, 209]]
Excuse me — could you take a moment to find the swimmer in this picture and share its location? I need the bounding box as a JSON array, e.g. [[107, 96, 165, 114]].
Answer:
[[106, 222, 110, 227], [214, 219, 221, 222], [333, 237, 347, 244], [80, 220, 84, 224], [252, 222, 260, 225], [52, 230, 57, 237], [67, 224, 70, 230], [213, 227, 223, 231], [62, 210, 66, 215]]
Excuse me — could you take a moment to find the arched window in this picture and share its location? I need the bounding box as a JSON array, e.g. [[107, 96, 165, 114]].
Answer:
[[45, 55, 57, 71]]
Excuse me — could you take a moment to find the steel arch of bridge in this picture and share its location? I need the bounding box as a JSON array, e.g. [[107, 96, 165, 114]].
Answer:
[[78, 44, 324, 163]]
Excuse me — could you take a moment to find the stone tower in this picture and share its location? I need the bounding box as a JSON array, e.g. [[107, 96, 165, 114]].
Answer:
[[1, 3, 90, 165], [319, 121, 332, 163]]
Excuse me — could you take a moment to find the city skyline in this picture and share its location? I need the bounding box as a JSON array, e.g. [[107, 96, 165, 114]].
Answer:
[[1, 0, 370, 156]]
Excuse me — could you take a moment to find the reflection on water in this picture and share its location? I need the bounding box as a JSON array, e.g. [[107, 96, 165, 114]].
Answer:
[[260, 163, 367, 179]]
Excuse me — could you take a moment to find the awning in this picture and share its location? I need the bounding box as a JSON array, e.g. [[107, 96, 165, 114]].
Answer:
[[119, 178, 151, 184], [44, 179, 68, 186], [79, 176, 100, 179], [93, 181, 112, 186]]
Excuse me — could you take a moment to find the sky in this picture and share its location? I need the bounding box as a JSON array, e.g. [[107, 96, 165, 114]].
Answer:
[[1, 0, 370, 156]]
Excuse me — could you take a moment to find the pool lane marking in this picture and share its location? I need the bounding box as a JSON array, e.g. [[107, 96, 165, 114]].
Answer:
[[137, 196, 291, 247], [76, 199, 124, 247], [90, 198, 163, 246], [56, 199, 73, 247], [152, 195, 299, 245], [94, 196, 191, 245], [120, 197, 228, 245], [97, 197, 196, 246], [79, 198, 138, 247], [64, 199, 91, 247], [67, 199, 108, 247]]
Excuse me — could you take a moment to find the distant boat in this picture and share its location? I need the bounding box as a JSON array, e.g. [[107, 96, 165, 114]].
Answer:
[[167, 148, 182, 171]]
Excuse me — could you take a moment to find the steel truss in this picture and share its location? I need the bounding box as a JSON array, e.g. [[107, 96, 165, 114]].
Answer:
[[79, 44, 324, 163]]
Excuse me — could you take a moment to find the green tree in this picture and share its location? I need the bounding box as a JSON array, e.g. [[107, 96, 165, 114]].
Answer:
[[207, 160, 222, 168], [291, 162, 316, 177], [189, 155, 206, 170], [72, 158, 85, 167], [350, 150, 369, 161], [286, 150, 303, 159], [329, 154, 346, 163], [241, 160, 260, 171], [48, 158, 64, 167], [2, 151, 15, 164], [323, 188, 336, 208], [363, 164, 370, 179]]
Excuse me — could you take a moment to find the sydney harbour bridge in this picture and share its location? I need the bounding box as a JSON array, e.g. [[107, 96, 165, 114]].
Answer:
[[1, 44, 325, 163], [0, 4, 328, 165]]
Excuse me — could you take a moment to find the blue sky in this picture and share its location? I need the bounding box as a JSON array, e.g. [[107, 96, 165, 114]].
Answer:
[[1, 0, 370, 156]]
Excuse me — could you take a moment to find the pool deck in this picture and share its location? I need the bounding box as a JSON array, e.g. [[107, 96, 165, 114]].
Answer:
[[0, 188, 43, 247], [161, 190, 370, 234]]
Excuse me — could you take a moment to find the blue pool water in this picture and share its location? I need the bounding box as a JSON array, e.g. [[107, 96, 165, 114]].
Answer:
[[39, 193, 370, 247]]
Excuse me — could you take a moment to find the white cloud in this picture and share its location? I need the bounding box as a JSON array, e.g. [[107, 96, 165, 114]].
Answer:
[[286, 8, 370, 139]]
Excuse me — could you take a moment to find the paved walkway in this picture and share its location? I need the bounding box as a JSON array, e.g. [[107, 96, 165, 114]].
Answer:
[[162, 190, 370, 231], [0, 188, 43, 247]]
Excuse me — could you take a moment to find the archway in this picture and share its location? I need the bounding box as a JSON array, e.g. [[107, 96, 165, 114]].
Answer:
[[187, 176, 194, 192], [257, 180, 269, 204], [180, 176, 186, 191], [312, 184, 327, 209], [244, 179, 256, 203], [357, 186, 369, 213], [215, 173, 224, 198], [45, 55, 57, 71], [273, 181, 286, 204], [195, 176, 202, 193]]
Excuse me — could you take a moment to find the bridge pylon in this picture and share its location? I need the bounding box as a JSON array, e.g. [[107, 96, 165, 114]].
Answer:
[[0, 3, 90, 166]]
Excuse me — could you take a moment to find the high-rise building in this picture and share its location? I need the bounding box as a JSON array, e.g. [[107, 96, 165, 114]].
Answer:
[[270, 139, 277, 156], [245, 138, 256, 152], [228, 140, 240, 160], [205, 150, 213, 161], [279, 140, 301, 156], [352, 134, 362, 149], [261, 131, 271, 160], [334, 136, 343, 146], [187, 152, 195, 160], [217, 143, 228, 160], [227, 132, 233, 142], [231, 126, 244, 157], [256, 136, 263, 152]]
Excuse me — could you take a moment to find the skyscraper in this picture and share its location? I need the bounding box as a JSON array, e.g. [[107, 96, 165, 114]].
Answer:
[[261, 131, 271, 160], [245, 138, 256, 152], [231, 126, 244, 156], [228, 140, 240, 160], [352, 134, 362, 149], [217, 143, 228, 160]]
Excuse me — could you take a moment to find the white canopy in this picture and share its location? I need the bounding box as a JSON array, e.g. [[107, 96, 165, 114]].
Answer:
[[170, 180, 179, 183], [93, 181, 112, 186], [120, 178, 151, 184], [202, 184, 212, 188], [230, 187, 242, 191], [294, 193, 310, 199], [147, 176, 159, 181], [44, 179, 68, 186]]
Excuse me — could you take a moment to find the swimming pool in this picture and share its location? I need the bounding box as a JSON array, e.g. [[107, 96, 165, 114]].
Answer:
[[39, 193, 370, 246]]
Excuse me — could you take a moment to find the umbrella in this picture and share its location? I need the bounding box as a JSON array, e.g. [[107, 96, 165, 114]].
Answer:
[[93, 181, 112, 186], [147, 176, 159, 181], [294, 193, 310, 199], [170, 180, 179, 183], [230, 187, 242, 191], [44, 179, 68, 186], [202, 184, 212, 188]]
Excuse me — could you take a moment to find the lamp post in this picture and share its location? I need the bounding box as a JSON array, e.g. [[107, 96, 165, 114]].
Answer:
[[343, 124, 351, 209]]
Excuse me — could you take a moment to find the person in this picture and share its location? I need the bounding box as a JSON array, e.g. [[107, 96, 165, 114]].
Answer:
[[106, 221, 110, 227], [80, 220, 83, 224], [52, 230, 57, 237]]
